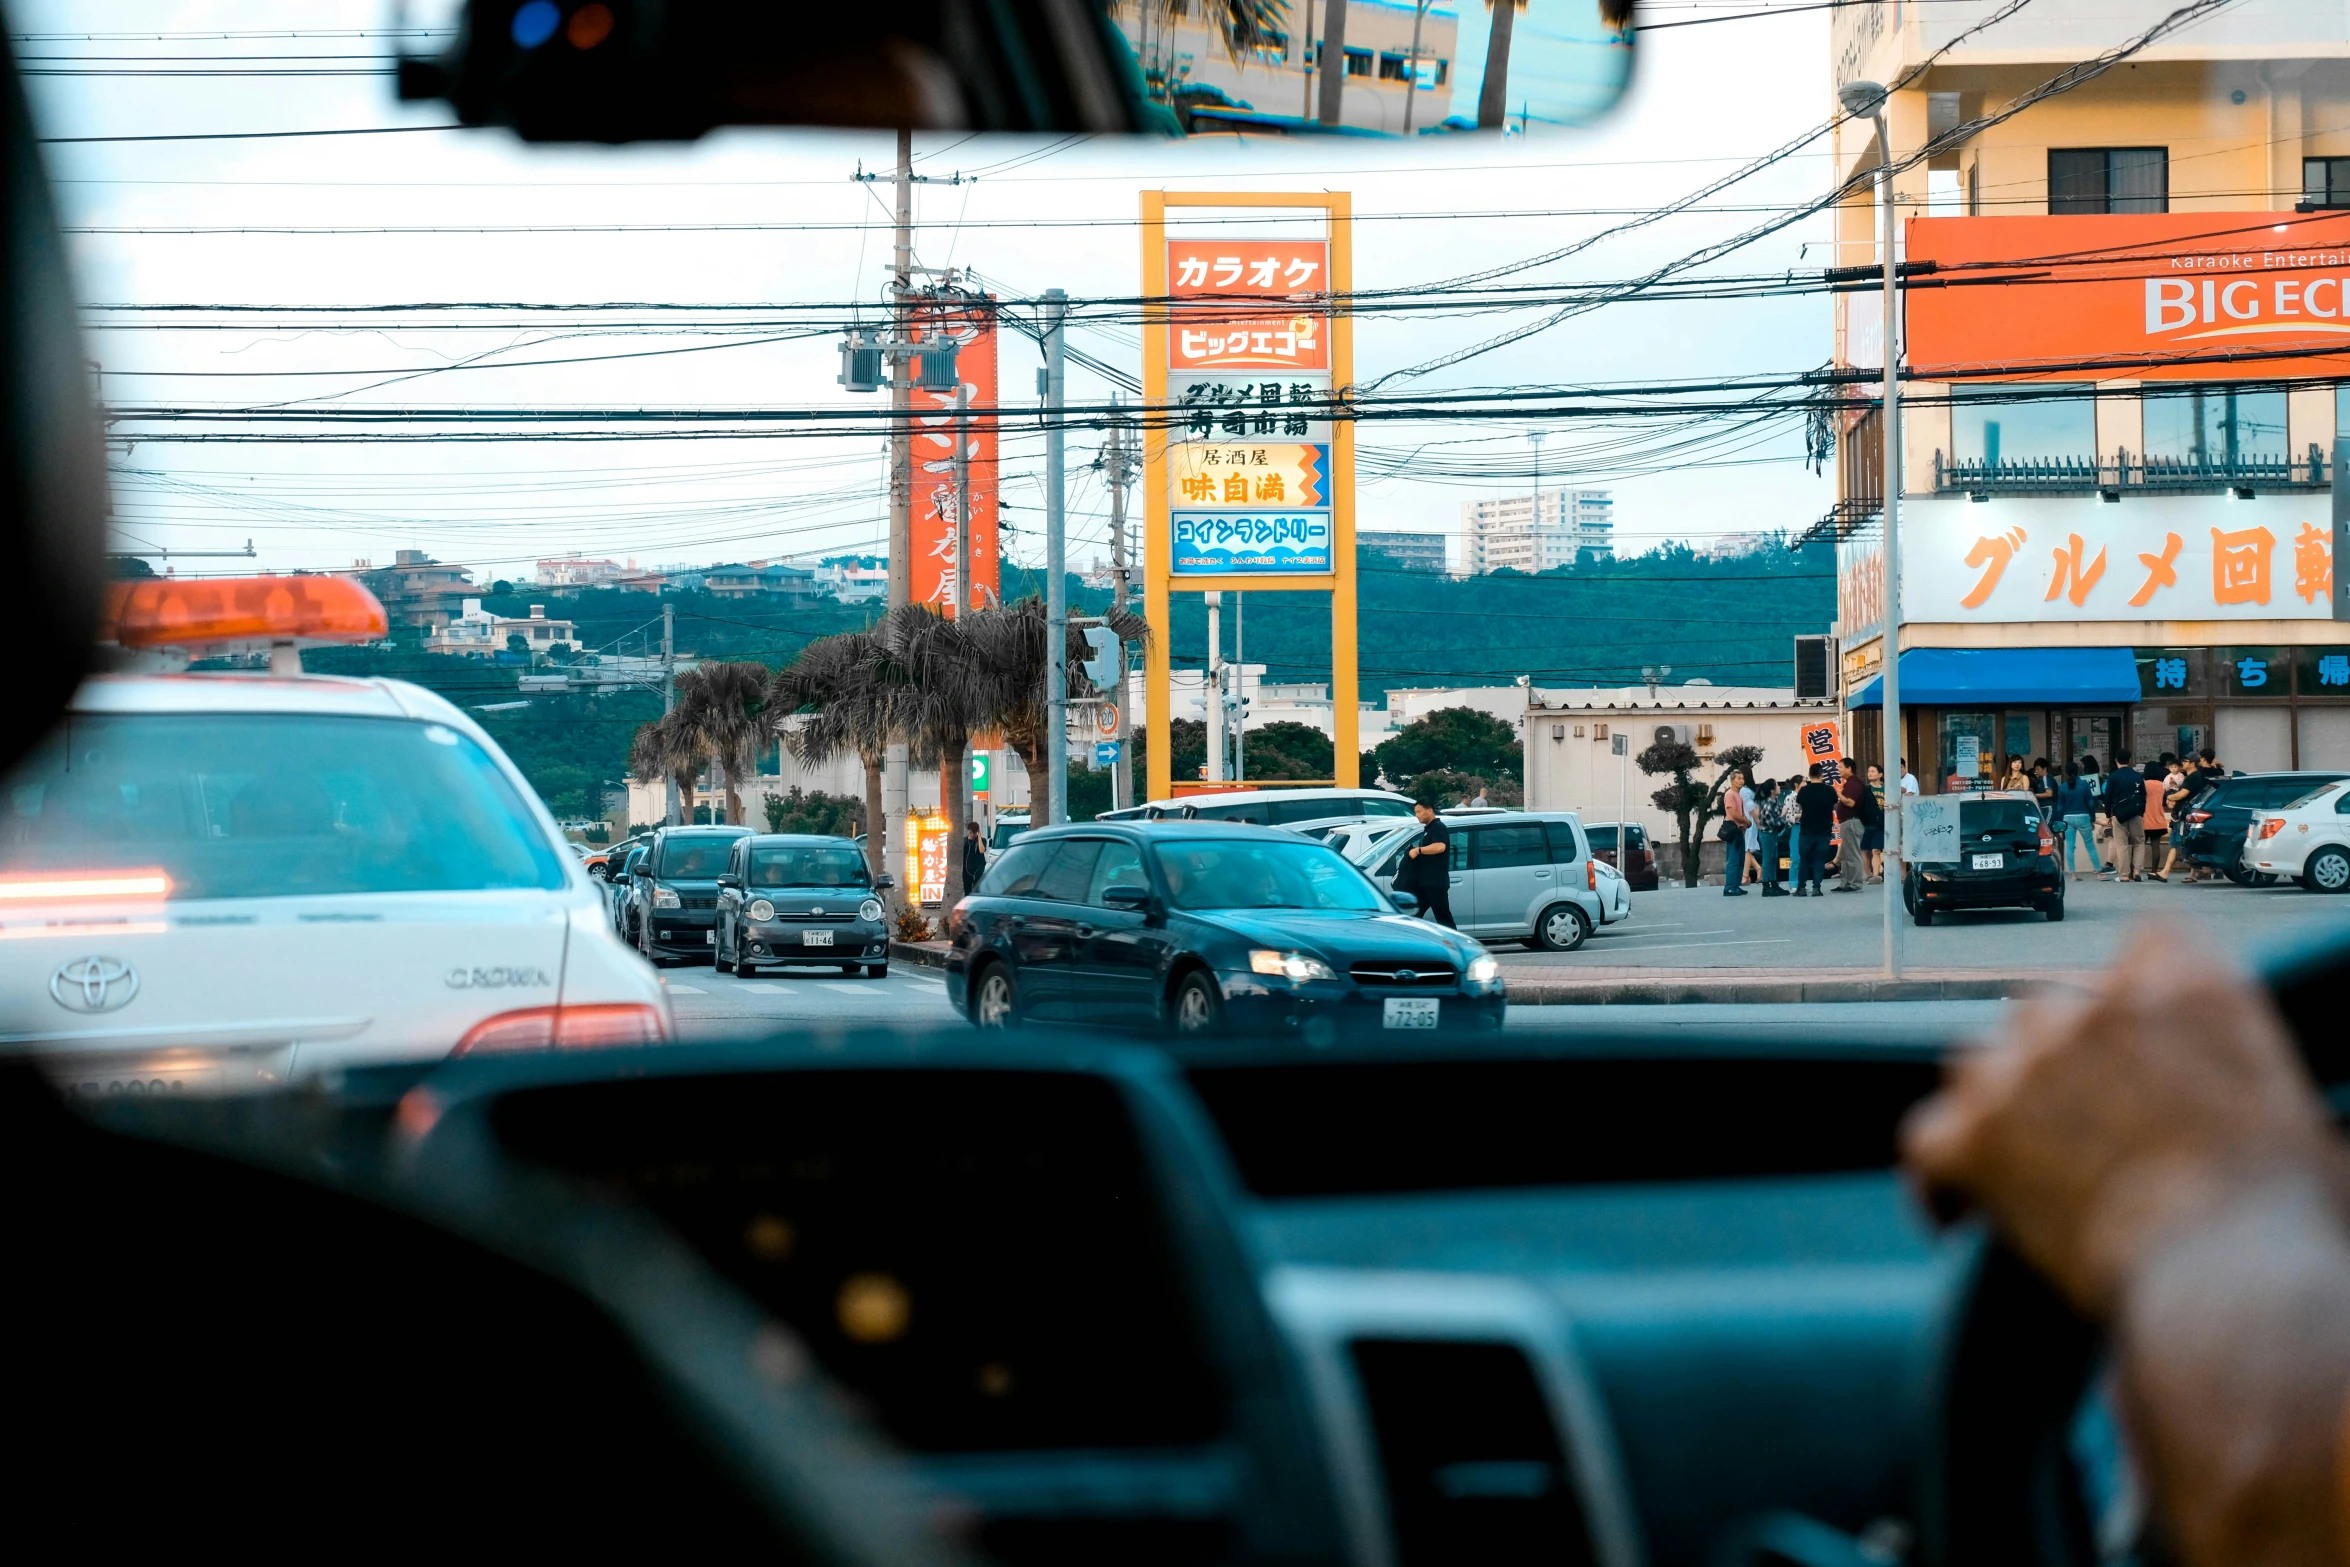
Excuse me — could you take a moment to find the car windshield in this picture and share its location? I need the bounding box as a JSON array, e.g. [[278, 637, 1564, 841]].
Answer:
[[1153, 839, 1385, 912], [657, 838, 737, 878], [748, 844, 869, 888], [1960, 799, 2042, 834], [0, 713, 566, 899]]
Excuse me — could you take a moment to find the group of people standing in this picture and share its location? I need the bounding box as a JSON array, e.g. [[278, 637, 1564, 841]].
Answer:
[[1719, 758, 1917, 897], [2043, 747, 2223, 883]]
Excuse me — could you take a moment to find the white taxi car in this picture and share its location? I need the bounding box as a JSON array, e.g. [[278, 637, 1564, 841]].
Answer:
[[2244, 777, 2350, 894], [0, 576, 670, 1095]]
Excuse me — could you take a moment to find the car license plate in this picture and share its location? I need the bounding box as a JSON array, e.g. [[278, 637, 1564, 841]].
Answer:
[[1971, 853, 2004, 870], [1382, 996, 1439, 1030], [801, 929, 834, 947]]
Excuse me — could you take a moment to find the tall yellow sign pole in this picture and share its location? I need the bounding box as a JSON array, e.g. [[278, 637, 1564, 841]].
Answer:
[[1142, 191, 1356, 805]]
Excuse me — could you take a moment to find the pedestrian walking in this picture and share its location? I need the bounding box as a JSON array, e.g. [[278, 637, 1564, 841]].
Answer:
[[1794, 763, 1839, 896], [2031, 757, 2056, 818], [2054, 760, 2097, 882], [1395, 797, 1458, 928], [960, 817, 987, 896], [1720, 769, 1755, 895], [2103, 748, 2149, 881], [1832, 765, 1867, 892], [1781, 774, 1805, 889], [1756, 780, 1790, 898], [2143, 751, 2175, 881], [1862, 763, 1887, 882]]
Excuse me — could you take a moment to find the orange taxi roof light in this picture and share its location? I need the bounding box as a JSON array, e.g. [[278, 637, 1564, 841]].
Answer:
[[103, 575, 389, 650]]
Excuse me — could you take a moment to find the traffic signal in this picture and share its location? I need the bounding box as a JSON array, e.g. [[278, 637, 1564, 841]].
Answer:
[[1079, 626, 1121, 693]]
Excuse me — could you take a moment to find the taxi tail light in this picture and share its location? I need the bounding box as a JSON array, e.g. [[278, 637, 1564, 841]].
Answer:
[[1587, 859, 1597, 891], [102, 574, 389, 650], [453, 1003, 669, 1057], [2258, 818, 2289, 840]]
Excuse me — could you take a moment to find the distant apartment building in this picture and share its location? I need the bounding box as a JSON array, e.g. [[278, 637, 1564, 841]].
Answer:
[[813, 557, 888, 603], [1110, 0, 1459, 135], [355, 549, 473, 632], [534, 556, 633, 589], [704, 561, 819, 599], [1461, 489, 1615, 575], [428, 600, 580, 657], [1361, 530, 1449, 574]]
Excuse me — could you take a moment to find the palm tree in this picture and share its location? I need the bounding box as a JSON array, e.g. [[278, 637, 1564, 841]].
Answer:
[[1475, 0, 1526, 132], [628, 715, 698, 826], [957, 598, 1150, 828], [670, 661, 773, 827], [876, 604, 995, 863], [772, 629, 898, 882]]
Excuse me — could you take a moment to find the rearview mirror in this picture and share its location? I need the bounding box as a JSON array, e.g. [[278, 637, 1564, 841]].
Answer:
[[399, 1, 1635, 142], [1389, 889, 1419, 914], [874, 875, 897, 891], [1101, 884, 1152, 908], [716, 874, 742, 889]]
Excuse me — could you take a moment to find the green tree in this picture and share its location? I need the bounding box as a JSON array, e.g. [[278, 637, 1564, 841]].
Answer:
[[1239, 720, 1335, 780], [1375, 707, 1521, 790], [667, 660, 774, 827], [773, 629, 900, 882], [1404, 768, 1522, 808], [1640, 740, 1765, 886]]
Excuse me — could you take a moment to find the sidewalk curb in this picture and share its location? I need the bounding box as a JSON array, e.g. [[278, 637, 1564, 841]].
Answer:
[[1503, 975, 2089, 1005], [891, 940, 952, 970]]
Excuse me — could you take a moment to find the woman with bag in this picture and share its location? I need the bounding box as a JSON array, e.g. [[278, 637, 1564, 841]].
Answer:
[[1720, 769, 1756, 896]]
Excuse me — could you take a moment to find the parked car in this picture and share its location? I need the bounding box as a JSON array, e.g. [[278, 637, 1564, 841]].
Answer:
[[1102, 786, 1419, 826], [1357, 810, 1613, 952], [2175, 770, 2350, 884], [1580, 821, 1661, 892], [713, 833, 894, 976], [988, 811, 1029, 851], [2243, 777, 2350, 893], [944, 821, 1504, 1037], [1323, 818, 1421, 865], [1903, 791, 2063, 926], [619, 825, 753, 964], [584, 832, 650, 880]]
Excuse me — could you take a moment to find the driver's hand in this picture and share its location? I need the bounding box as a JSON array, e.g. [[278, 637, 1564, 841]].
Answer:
[[1901, 927, 2341, 1318]]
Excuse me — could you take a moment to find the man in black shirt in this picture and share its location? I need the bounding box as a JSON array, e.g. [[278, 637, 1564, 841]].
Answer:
[[1793, 763, 1842, 897], [1395, 798, 1457, 927]]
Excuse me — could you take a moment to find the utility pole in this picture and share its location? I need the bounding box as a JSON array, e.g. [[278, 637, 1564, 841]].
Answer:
[[1316, 0, 1349, 127], [1204, 590, 1223, 782], [883, 126, 913, 908], [1232, 590, 1245, 782], [1842, 80, 1905, 981], [1043, 287, 1069, 827], [661, 602, 679, 826], [1104, 401, 1134, 812]]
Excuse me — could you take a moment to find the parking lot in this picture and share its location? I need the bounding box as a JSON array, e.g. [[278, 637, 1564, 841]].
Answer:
[[1498, 874, 2348, 982]]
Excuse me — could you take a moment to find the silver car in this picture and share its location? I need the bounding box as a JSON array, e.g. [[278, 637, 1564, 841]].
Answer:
[[1361, 810, 1618, 952]]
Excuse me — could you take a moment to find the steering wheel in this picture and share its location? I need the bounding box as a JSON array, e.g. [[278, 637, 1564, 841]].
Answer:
[[1917, 931, 2350, 1567]]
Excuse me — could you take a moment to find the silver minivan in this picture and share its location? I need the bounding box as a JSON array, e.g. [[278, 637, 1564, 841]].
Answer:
[[1362, 810, 1617, 951]]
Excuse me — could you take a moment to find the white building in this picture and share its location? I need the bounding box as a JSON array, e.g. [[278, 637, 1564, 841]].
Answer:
[[426, 600, 580, 657], [812, 560, 889, 603], [1522, 684, 1839, 846], [1462, 489, 1615, 575]]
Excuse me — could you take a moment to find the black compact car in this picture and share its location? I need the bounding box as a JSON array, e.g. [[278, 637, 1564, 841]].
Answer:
[[944, 821, 1506, 1038], [1582, 822, 1661, 892], [1904, 791, 2064, 925], [2176, 770, 2350, 883], [714, 833, 894, 978], [622, 825, 753, 964]]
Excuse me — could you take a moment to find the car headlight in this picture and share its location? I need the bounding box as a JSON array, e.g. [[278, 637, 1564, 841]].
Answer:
[[746, 898, 775, 923], [1466, 954, 1501, 986], [652, 886, 680, 909], [1249, 949, 1335, 982], [860, 898, 884, 922]]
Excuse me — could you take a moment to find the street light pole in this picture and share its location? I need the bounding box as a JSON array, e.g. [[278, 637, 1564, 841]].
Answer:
[[1842, 79, 1905, 981], [1044, 287, 1069, 826]]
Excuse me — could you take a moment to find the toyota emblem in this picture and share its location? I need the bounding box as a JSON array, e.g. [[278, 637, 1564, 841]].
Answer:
[[51, 956, 140, 1014], [811, 906, 825, 916], [1395, 969, 1419, 983]]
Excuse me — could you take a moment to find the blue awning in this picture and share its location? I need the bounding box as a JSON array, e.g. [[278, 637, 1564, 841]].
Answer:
[[1847, 647, 2142, 709]]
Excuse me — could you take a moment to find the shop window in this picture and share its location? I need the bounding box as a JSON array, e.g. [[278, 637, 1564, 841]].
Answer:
[[2293, 645, 2350, 696], [2135, 647, 2209, 699], [1344, 48, 1372, 77], [2305, 156, 2350, 209], [2214, 647, 2289, 699], [1950, 385, 2096, 466], [2048, 147, 2167, 214], [2142, 387, 2289, 468], [1938, 712, 1999, 791]]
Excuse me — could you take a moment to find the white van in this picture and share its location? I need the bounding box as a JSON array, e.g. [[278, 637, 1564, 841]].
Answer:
[[1102, 787, 1418, 828], [1359, 809, 1619, 952]]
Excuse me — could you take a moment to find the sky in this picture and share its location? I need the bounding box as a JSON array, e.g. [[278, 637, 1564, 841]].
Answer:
[[19, 0, 1845, 584]]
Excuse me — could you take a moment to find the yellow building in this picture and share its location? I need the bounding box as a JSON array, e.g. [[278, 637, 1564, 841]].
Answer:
[[1829, 1, 2350, 785]]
